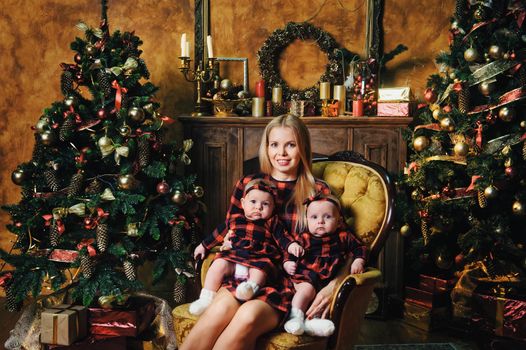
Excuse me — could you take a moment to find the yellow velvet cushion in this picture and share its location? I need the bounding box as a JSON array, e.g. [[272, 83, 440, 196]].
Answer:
[[172, 304, 328, 350], [312, 161, 386, 246]]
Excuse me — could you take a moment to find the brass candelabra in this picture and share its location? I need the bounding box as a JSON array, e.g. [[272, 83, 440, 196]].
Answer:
[[179, 57, 216, 116]]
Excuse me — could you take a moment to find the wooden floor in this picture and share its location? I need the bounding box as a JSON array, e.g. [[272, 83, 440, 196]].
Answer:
[[0, 298, 519, 350]]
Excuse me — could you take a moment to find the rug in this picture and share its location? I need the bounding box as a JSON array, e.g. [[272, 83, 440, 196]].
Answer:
[[354, 344, 459, 350]]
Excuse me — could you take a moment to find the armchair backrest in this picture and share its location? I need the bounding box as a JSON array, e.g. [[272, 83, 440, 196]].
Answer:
[[312, 151, 395, 266]]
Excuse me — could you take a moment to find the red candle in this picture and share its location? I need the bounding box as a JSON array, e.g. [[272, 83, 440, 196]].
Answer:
[[255, 80, 265, 98], [353, 99, 364, 117]]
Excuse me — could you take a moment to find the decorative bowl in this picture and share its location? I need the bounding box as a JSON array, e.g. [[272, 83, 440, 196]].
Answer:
[[203, 97, 250, 117]]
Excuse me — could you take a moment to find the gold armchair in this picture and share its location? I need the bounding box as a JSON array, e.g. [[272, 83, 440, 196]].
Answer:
[[173, 151, 395, 350]]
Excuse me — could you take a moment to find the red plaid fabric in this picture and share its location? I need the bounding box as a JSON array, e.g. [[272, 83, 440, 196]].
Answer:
[[201, 173, 330, 313], [288, 228, 368, 290]]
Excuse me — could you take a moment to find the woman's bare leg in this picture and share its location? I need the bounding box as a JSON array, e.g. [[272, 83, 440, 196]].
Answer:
[[213, 299, 280, 350], [180, 288, 240, 350]]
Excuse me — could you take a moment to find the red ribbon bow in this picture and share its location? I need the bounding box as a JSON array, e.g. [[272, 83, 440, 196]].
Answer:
[[466, 175, 482, 192], [169, 215, 190, 229], [85, 208, 109, 229], [475, 121, 483, 148], [77, 238, 96, 257], [302, 192, 341, 209], [112, 80, 128, 111], [42, 214, 65, 235], [0, 273, 13, 287]]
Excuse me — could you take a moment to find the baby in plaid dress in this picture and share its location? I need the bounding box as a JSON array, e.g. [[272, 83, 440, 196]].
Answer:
[[283, 193, 367, 336], [190, 179, 303, 316]]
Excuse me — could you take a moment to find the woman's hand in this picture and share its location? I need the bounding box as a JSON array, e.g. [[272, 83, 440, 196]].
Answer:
[[350, 258, 366, 274], [283, 260, 297, 275], [305, 280, 335, 319], [194, 243, 207, 260], [287, 242, 304, 257], [220, 230, 234, 251]]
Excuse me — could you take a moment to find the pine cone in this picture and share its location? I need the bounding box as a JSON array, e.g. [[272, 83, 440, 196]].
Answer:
[[68, 172, 85, 197], [173, 279, 186, 304], [59, 116, 75, 142], [97, 70, 112, 97], [454, 0, 467, 19], [421, 220, 429, 245], [5, 283, 21, 312], [85, 179, 103, 194], [80, 255, 94, 279], [138, 137, 151, 168], [61, 71, 74, 96], [458, 88, 470, 114], [50, 223, 60, 247], [44, 169, 60, 192], [171, 224, 183, 250], [123, 260, 136, 281], [96, 223, 109, 253], [478, 190, 487, 208], [523, 141, 526, 161]]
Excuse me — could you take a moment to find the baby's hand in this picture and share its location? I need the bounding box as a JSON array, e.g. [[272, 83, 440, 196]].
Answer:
[[194, 243, 207, 260], [288, 242, 304, 257], [350, 258, 366, 274], [283, 261, 297, 275], [220, 229, 234, 251]]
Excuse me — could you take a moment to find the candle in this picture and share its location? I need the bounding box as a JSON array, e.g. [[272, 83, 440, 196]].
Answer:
[[185, 41, 190, 57], [333, 85, 346, 115], [207, 35, 214, 58], [319, 82, 331, 100], [252, 97, 265, 117], [272, 86, 282, 105], [353, 99, 364, 117], [181, 33, 187, 57], [255, 80, 265, 98]]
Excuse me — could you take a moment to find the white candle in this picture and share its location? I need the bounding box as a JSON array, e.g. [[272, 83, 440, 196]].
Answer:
[[181, 33, 187, 57], [185, 42, 190, 57], [207, 35, 214, 58]]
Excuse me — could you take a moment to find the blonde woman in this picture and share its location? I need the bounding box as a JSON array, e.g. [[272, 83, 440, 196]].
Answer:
[[180, 115, 337, 350]]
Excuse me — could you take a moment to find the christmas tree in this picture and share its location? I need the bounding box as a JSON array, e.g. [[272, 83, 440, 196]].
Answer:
[[399, 0, 526, 291], [0, 1, 203, 310]]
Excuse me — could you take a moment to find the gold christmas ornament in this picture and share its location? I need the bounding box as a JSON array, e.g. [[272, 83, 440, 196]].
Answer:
[[413, 136, 430, 152], [85, 44, 96, 56], [512, 200, 525, 216], [118, 125, 132, 137], [432, 109, 441, 120], [171, 190, 187, 205], [40, 130, 57, 146], [478, 80, 495, 96], [193, 185, 204, 198], [435, 252, 453, 270], [35, 118, 49, 133], [504, 158, 513, 168], [498, 106, 515, 122], [97, 136, 112, 148], [483, 185, 498, 199], [411, 189, 423, 201], [464, 47, 479, 62], [11, 168, 26, 185], [488, 45, 503, 60], [400, 224, 412, 237], [128, 107, 145, 122], [453, 142, 469, 157], [501, 145, 512, 156], [117, 174, 136, 190], [520, 120, 526, 129], [440, 117, 455, 132], [220, 79, 233, 90], [126, 223, 140, 237]]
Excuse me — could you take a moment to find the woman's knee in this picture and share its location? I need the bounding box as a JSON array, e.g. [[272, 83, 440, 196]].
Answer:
[[230, 301, 279, 334]]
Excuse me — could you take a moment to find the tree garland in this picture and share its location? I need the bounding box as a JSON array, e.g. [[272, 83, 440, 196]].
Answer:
[[257, 22, 342, 101]]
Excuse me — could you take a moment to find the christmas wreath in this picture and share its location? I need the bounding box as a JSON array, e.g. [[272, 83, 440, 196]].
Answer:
[[257, 22, 342, 101]]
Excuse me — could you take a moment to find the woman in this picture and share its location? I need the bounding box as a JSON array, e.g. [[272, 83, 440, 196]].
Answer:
[[180, 115, 338, 350]]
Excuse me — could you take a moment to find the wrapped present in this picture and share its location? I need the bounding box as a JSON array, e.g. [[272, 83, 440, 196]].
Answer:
[[405, 286, 451, 309], [419, 274, 456, 293], [41, 305, 88, 345], [88, 296, 155, 338], [471, 290, 526, 341], [403, 301, 450, 331], [377, 102, 415, 116], [378, 87, 413, 102]]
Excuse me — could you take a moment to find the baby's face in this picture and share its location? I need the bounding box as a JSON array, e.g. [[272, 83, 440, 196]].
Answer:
[[241, 189, 274, 221], [306, 200, 340, 237]]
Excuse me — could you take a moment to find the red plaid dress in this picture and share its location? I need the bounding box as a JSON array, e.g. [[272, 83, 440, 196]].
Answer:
[[202, 173, 330, 313], [287, 228, 368, 290]]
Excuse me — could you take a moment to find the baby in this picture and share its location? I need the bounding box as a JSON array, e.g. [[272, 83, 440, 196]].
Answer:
[[283, 193, 367, 336], [190, 178, 303, 315]]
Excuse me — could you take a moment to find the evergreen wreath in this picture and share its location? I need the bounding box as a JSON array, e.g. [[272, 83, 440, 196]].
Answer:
[[257, 22, 342, 101]]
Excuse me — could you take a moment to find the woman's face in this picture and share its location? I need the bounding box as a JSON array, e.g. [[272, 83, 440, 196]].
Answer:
[[267, 126, 301, 180]]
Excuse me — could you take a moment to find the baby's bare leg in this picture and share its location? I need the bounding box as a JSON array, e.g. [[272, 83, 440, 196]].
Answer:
[[203, 258, 235, 291], [247, 267, 266, 286], [235, 267, 266, 301], [284, 282, 316, 335]]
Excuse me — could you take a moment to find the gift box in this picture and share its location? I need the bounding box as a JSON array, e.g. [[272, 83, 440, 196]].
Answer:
[[377, 102, 415, 117], [405, 286, 451, 309], [471, 290, 526, 341], [41, 304, 88, 345], [88, 297, 155, 338], [378, 87, 413, 102], [43, 336, 161, 350], [419, 274, 456, 293], [403, 301, 450, 331]]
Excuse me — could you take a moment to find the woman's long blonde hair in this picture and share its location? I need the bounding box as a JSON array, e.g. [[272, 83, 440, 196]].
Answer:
[[258, 114, 317, 232]]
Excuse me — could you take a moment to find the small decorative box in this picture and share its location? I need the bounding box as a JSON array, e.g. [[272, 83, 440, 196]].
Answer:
[[378, 87, 413, 102], [377, 102, 414, 116], [403, 301, 450, 332], [41, 304, 88, 345], [405, 286, 451, 309], [419, 274, 455, 293]]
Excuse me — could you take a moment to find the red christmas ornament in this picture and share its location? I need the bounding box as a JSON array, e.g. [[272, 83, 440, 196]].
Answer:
[[74, 53, 82, 64], [455, 253, 464, 266], [97, 109, 107, 119], [510, 52, 516, 60], [84, 217, 94, 229], [424, 88, 438, 103], [486, 113, 497, 124], [15, 222, 22, 228], [75, 72, 83, 83], [151, 141, 161, 151], [505, 166, 516, 177], [443, 105, 452, 113], [156, 181, 170, 194]]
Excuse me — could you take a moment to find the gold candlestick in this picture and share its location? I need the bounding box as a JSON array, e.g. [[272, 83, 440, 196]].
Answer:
[[179, 57, 216, 116]]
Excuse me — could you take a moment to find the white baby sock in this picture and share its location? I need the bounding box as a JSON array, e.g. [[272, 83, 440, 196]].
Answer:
[[284, 307, 305, 335], [235, 280, 260, 300], [189, 289, 216, 315], [304, 318, 335, 337]]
